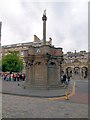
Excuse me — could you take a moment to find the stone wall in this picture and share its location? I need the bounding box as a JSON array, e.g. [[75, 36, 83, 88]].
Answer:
[[23, 45, 63, 89]]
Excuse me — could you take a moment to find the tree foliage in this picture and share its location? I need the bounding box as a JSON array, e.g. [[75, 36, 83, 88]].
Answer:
[[2, 51, 23, 72]]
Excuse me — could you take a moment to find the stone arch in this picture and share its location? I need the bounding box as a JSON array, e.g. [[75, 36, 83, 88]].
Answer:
[[66, 67, 72, 77], [33, 59, 45, 66], [81, 66, 88, 78], [27, 61, 33, 69], [73, 67, 81, 80], [73, 59, 80, 63], [48, 59, 58, 66], [74, 67, 80, 75]]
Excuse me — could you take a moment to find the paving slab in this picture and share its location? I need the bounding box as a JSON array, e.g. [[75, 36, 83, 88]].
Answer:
[[2, 80, 73, 98]]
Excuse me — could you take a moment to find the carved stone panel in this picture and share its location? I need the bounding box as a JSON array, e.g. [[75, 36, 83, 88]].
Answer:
[[34, 62, 46, 85], [48, 62, 59, 86]]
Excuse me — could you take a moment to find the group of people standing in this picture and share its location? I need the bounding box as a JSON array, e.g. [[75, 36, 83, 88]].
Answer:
[[60, 74, 70, 86], [2, 72, 26, 81]]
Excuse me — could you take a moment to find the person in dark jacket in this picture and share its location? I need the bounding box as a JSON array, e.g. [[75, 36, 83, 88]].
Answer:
[[63, 74, 66, 83]]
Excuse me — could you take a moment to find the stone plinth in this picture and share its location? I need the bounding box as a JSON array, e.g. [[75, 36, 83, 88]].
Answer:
[[23, 45, 63, 89]]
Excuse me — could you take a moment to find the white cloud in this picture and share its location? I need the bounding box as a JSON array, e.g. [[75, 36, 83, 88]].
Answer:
[[0, 1, 88, 53]]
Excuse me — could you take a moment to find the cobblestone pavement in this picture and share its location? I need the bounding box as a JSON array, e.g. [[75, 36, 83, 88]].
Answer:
[[2, 80, 73, 97], [2, 94, 88, 118]]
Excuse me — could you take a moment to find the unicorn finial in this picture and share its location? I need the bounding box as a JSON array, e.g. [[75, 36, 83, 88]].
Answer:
[[43, 9, 46, 16]]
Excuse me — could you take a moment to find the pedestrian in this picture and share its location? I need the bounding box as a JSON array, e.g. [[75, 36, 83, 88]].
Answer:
[[63, 74, 66, 84], [67, 76, 70, 83], [9, 74, 11, 81], [11, 74, 13, 81], [17, 74, 20, 81], [20, 73, 22, 81], [13, 73, 16, 81], [60, 75, 63, 84], [22, 73, 25, 81], [16, 74, 18, 81], [66, 77, 69, 85]]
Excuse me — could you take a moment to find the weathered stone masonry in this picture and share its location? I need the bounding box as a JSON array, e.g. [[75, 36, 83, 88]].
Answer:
[[23, 45, 63, 89]]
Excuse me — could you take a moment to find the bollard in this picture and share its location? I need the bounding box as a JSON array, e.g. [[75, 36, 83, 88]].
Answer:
[[65, 91, 69, 100]]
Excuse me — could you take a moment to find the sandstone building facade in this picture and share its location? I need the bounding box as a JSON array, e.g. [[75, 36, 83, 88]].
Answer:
[[62, 50, 88, 80], [1, 43, 89, 80]]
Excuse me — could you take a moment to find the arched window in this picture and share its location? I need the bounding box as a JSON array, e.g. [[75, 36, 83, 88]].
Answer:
[[66, 67, 72, 77], [74, 59, 80, 63], [74, 67, 80, 75], [81, 67, 88, 78]]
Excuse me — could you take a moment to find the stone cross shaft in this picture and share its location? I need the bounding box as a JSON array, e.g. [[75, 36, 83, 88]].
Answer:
[[42, 10, 47, 45]]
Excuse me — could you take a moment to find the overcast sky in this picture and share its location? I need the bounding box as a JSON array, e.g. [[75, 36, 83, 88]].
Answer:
[[0, 0, 88, 53]]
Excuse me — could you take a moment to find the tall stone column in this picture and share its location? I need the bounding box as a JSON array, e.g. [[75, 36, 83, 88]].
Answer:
[[42, 10, 47, 45]]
